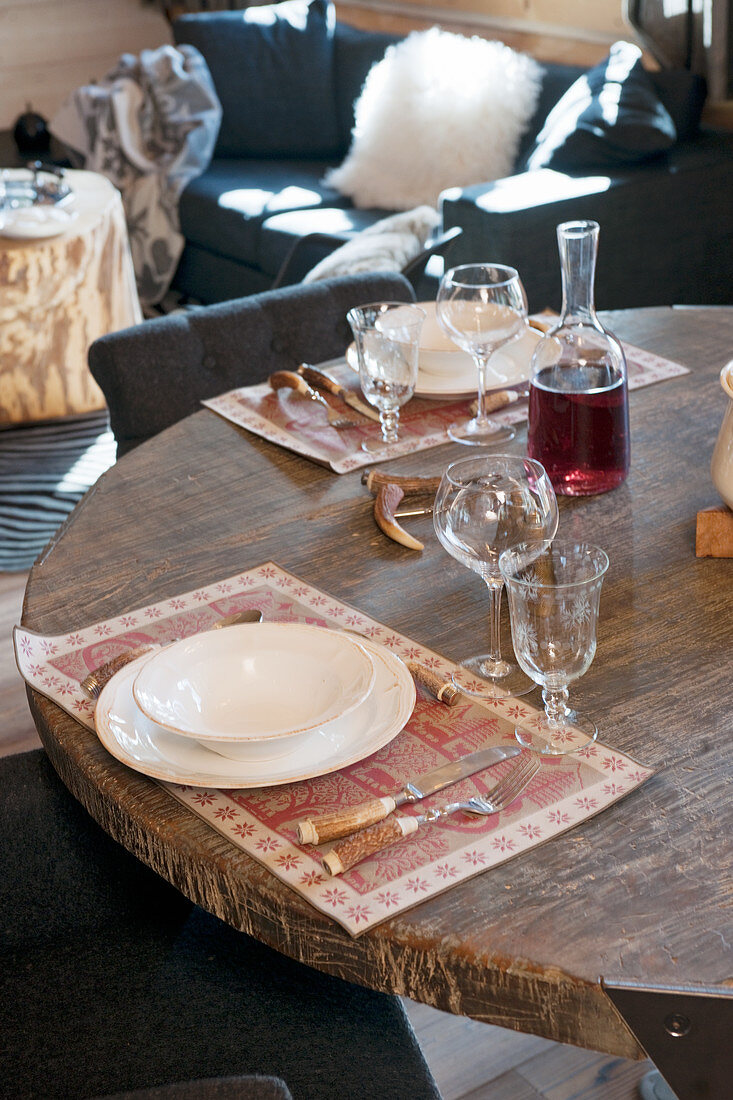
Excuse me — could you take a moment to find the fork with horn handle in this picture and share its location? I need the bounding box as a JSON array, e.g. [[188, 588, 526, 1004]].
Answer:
[[321, 755, 540, 876], [297, 363, 381, 422], [269, 370, 363, 429]]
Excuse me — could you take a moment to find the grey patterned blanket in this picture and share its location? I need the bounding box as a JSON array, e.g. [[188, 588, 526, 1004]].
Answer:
[[51, 46, 221, 307]]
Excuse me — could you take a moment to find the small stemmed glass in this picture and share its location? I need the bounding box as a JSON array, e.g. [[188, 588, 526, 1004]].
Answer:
[[499, 540, 609, 754], [436, 263, 527, 446], [347, 301, 425, 452], [433, 455, 559, 699]]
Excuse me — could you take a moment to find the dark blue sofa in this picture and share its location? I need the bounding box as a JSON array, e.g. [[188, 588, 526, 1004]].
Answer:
[[171, 0, 733, 312]]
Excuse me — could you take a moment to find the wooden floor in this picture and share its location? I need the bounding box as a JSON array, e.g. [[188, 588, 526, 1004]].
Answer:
[[2, 567, 653, 1100]]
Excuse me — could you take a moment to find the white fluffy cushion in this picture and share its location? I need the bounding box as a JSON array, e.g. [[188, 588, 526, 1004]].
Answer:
[[302, 205, 440, 282], [325, 28, 542, 210]]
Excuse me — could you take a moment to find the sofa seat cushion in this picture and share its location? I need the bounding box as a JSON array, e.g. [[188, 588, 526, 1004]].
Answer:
[[179, 159, 347, 267], [523, 41, 677, 171], [173, 0, 340, 159], [257, 205, 394, 278]]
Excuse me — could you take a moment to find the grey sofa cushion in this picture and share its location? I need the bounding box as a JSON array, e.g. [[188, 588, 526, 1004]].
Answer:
[[524, 41, 677, 171], [333, 22, 400, 150], [173, 0, 340, 159], [178, 158, 346, 264]]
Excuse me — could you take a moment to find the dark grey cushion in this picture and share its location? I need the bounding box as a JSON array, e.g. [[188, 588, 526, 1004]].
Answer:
[[178, 158, 347, 265], [1, 750, 441, 1100], [515, 61, 585, 164], [333, 21, 399, 150], [88, 272, 416, 456], [524, 41, 677, 172], [650, 69, 707, 141], [173, 0, 340, 159]]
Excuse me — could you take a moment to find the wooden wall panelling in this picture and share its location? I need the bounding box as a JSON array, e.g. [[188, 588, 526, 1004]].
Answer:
[[0, 0, 171, 130], [334, 0, 635, 66]]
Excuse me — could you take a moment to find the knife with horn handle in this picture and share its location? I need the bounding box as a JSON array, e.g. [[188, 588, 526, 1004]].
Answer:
[[297, 363, 381, 422], [296, 743, 520, 845]]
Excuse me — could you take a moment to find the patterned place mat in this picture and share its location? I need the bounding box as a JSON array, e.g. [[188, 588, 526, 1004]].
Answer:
[[15, 563, 654, 937], [203, 340, 688, 474]]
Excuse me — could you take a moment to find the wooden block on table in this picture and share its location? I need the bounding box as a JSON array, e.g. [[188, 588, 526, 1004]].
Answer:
[[695, 505, 733, 557]]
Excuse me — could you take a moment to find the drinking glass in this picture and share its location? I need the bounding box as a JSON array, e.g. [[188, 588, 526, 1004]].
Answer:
[[499, 540, 609, 754], [347, 301, 425, 452], [433, 454, 559, 699], [436, 263, 527, 446]]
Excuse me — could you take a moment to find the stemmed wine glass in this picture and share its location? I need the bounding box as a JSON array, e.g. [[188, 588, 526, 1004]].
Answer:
[[499, 540, 609, 754], [437, 263, 528, 446], [347, 301, 425, 452], [433, 455, 559, 699]]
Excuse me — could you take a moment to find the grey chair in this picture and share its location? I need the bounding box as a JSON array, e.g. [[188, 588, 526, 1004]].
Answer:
[[0, 749, 441, 1100], [88, 272, 415, 458]]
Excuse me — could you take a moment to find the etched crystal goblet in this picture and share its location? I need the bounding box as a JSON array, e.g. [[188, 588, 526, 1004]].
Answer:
[[499, 540, 609, 755], [347, 301, 425, 452]]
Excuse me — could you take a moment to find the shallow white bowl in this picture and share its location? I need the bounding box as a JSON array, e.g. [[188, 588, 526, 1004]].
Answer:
[[203, 637, 410, 764], [132, 622, 375, 743], [416, 301, 475, 377]]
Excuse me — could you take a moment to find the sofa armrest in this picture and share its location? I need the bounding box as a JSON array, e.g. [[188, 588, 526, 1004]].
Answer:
[[441, 132, 733, 311]]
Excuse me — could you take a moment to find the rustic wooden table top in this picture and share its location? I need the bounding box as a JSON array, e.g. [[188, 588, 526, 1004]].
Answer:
[[22, 306, 732, 1061]]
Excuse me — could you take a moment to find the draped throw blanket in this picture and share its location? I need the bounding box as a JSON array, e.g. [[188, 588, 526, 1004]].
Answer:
[[51, 46, 222, 306]]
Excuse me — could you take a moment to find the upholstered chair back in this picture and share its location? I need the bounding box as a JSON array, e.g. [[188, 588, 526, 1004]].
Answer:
[[89, 273, 415, 457]]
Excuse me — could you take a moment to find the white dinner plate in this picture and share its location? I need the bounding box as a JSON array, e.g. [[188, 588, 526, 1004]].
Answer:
[[346, 312, 540, 400], [132, 622, 375, 743], [0, 205, 77, 240], [95, 640, 415, 788]]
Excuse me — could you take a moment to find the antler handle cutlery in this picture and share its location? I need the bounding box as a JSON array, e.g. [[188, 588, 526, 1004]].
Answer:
[[296, 743, 521, 844], [321, 755, 539, 875]]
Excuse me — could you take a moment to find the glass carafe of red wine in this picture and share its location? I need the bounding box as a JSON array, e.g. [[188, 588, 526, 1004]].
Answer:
[[527, 220, 630, 495]]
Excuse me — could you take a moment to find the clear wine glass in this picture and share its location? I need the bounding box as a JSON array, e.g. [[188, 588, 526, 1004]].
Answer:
[[436, 263, 528, 446], [499, 540, 609, 754], [433, 454, 559, 699], [347, 301, 425, 452]]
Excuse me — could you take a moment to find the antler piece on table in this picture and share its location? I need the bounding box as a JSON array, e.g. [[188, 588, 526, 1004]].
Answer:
[[362, 470, 443, 494], [363, 469, 442, 552], [373, 483, 426, 550]]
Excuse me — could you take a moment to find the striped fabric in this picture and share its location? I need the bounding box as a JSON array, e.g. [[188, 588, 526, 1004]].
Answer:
[[0, 413, 116, 572]]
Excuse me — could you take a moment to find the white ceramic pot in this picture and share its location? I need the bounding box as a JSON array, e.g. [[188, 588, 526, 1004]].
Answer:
[[711, 361, 733, 510]]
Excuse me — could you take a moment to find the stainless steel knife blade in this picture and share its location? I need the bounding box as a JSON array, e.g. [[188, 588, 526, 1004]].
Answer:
[[397, 743, 521, 805]]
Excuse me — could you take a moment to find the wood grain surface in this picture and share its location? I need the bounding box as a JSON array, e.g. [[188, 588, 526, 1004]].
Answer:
[[22, 307, 733, 1060]]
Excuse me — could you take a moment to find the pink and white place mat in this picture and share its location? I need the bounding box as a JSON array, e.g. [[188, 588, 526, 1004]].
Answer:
[[15, 563, 655, 937], [203, 341, 688, 474]]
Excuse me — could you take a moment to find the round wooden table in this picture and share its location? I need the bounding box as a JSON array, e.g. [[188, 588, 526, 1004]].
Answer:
[[21, 308, 733, 1090], [0, 169, 141, 426]]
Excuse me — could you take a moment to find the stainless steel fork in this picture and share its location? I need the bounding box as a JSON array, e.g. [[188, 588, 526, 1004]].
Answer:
[[322, 754, 540, 875]]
